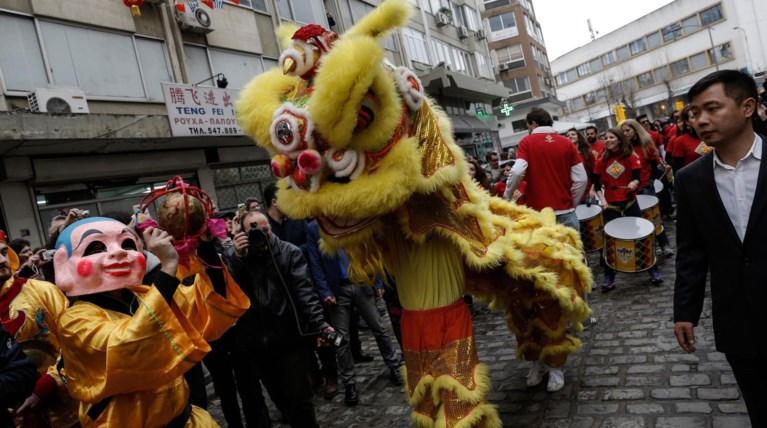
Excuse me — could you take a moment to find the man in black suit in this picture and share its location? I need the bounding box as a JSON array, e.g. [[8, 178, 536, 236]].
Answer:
[[674, 70, 766, 428]]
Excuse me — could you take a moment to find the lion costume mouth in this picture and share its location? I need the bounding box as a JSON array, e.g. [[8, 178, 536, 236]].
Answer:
[[317, 215, 378, 237]]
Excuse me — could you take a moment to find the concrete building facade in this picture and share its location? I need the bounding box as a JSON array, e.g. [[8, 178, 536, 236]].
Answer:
[[551, 0, 767, 130], [0, 0, 508, 247]]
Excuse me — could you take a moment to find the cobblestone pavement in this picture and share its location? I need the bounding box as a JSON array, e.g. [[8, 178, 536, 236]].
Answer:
[[206, 219, 751, 427]]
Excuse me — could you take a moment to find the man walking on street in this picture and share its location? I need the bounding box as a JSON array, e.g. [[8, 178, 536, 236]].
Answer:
[[503, 107, 588, 392], [674, 70, 767, 428]]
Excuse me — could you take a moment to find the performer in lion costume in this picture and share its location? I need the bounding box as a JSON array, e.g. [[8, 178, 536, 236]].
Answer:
[[236, 1, 591, 426]]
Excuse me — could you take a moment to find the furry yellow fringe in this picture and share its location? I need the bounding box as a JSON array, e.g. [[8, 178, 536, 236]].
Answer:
[[403, 364, 501, 428]]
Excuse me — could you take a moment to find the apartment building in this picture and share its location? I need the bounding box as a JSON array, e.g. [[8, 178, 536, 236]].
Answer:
[[551, 0, 767, 130], [480, 0, 562, 148], [0, 0, 508, 246]]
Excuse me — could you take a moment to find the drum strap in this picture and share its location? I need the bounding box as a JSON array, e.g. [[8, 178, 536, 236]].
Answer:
[[605, 199, 636, 215]]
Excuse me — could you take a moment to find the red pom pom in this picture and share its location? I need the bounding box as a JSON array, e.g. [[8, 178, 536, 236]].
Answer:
[[293, 24, 327, 41], [297, 149, 323, 175], [271, 154, 294, 178]]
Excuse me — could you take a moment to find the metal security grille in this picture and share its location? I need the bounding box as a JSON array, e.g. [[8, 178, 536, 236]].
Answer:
[[212, 164, 276, 211]]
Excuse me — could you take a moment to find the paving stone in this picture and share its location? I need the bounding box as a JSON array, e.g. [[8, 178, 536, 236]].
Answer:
[[717, 402, 747, 414], [601, 389, 645, 400], [577, 403, 620, 415], [626, 364, 664, 374], [577, 390, 599, 401], [585, 366, 619, 376], [707, 352, 727, 361], [617, 331, 648, 338], [653, 354, 700, 363], [581, 377, 620, 387], [671, 364, 691, 372], [697, 362, 733, 372], [650, 388, 693, 399], [697, 388, 740, 400], [712, 416, 753, 428], [626, 403, 665, 414], [541, 420, 571, 428], [600, 416, 645, 428], [623, 338, 658, 346], [674, 402, 712, 413], [610, 355, 647, 364], [594, 340, 621, 347], [669, 374, 711, 386], [655, 416, 707, 428], [625, 375, 664, 387], [720, 374, 737, 385], [545, 401, 571, 419], [570, 417, 595, 428], [595, 333, 616, 340]]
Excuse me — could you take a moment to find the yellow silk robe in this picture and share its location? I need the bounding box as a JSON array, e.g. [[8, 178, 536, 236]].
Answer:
[[59, 259, 249, 427]]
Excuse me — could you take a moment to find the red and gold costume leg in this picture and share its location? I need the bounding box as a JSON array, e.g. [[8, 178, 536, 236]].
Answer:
[[402, 300, 501, 428]]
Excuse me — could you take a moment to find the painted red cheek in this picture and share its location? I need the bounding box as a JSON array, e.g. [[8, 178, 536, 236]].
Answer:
[[77, 260, 94, 277], [138, 253, 146, 271]]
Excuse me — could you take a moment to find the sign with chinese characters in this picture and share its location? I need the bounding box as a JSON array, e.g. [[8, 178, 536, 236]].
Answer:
[[162, 83, 243, 137]]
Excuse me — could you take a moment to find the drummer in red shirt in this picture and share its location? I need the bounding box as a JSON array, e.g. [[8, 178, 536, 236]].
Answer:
[[594, 128, 664, 291], [622, 119, 673, 257], [585, 125, 606, 156], [671, 105, 712, 170]]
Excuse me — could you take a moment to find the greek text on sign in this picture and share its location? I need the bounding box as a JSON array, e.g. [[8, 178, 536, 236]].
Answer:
[[162, 82, 244, 137]]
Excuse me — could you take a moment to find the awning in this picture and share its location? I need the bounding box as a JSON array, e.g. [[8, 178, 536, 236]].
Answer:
[[671, 84, 694, 98], [419, 66, 510, 102], [449, 114, 494, 133]]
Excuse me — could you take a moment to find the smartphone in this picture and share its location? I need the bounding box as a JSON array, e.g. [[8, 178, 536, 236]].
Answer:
[[237, 203, 246, 215], [42, 249, 57, 261]]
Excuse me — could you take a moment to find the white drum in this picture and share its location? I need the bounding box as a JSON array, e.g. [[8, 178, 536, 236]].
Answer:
[[653, 179, 664, 194], [575, 204, 604, 252], [603, 217, 656, 273], [637, 195, 663, 236]]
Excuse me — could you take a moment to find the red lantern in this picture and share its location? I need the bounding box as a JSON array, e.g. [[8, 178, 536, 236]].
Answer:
[[123, 0, 144, 17]]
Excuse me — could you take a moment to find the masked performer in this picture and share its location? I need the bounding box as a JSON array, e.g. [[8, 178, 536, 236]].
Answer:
[[53, 210, 248, 427], [235, 1, 591, 426]]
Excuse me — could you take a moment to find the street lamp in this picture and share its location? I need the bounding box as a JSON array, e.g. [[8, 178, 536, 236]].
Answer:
[[733, 26, 753, 74]]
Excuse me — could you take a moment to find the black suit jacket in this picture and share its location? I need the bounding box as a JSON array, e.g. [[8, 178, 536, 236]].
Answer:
[[674, 134, 767, 358]]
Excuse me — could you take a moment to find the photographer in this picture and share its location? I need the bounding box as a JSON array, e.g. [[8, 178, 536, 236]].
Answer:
[[225, 210, 333, 428]]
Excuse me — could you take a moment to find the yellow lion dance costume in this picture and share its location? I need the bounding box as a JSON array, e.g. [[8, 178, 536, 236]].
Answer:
[[236, 1, 591, 426]]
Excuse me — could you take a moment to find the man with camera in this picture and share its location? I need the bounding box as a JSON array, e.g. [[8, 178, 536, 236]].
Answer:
[[226, 210, 334, 428]]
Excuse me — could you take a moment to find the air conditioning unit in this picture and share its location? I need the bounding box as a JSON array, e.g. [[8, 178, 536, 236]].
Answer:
[[176, 6, 214, 34], [458, 26, 469, 39], [498, 63, 511, 72], [475, 29, 486, 40], [436, 12, 450, 27], [27, 88, 89, 114]]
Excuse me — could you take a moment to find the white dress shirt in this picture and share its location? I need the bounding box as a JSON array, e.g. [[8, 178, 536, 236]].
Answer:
[[712, 134, 762, 242]]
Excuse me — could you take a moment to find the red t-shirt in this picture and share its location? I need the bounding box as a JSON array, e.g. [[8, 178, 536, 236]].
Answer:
[[648, 130, 664, 151], [671, 133, 711, 166], [492, 180, 506, 197], [664, 124, 677, 143], [632, 144, 660, 189], [516, 132, 583, 211], [590, 140, 606, 156], [595, 152, 641, 203]]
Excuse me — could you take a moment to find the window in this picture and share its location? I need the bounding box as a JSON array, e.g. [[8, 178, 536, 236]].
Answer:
[[276, 0, 320, 24], [209, 49, 264, 90], [136, 38, 174, 99], [428, 0, 443, 14], [571, 96, 585, 110], [662, 23, 681, 42], [0, 14, 48, 92], [565, 68, 577, 83], [616, 45, 629, 62], [402, 28, 429, 64], [236, 0, 268, 12], [463, 6, 479, 31], [709, 42, 732, 64], [584, 92, 596, 105], [670, 58, 690, 77], [637, 71, 654, 88], [602, 51, 616, 66], [595, 88, 607, 102], [555, 73, 566, 86], [699, 4, 723, 26], [577, 62, 590, 77], [488, 12, 516, 32], [496, 44, 524, 70], [589, 57, 602, 73], [629, 38, 646, 55], [689, 52, 708, 70], [646, 31, 661, 49], [503, 76, 530, 94], [654, 66, 669, 83], [512, 119, 527, 133], [450, 2, 464, 27], [681, 15, 699, 34], [475, 52, 494, 79]]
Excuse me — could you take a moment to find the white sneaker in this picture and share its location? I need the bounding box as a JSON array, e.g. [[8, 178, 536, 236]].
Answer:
[[526, 361, 546, 387], [547, 367, 565, 392]]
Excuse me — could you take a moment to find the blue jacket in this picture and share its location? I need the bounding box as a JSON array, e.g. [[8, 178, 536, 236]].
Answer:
[[306, 220, 380, 300]]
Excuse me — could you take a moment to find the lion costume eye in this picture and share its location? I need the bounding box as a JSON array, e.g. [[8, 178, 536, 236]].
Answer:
[[269, 103, 315, 158]]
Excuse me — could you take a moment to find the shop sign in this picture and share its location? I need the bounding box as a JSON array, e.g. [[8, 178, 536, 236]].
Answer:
[[162, 83, 243, 137]]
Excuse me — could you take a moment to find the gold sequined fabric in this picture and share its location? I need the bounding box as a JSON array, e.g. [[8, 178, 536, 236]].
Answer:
[[411, 103, 455, 178]]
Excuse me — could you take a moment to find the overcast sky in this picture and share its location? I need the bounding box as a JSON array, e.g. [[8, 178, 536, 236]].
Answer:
[[534, 0, 675, 60]]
